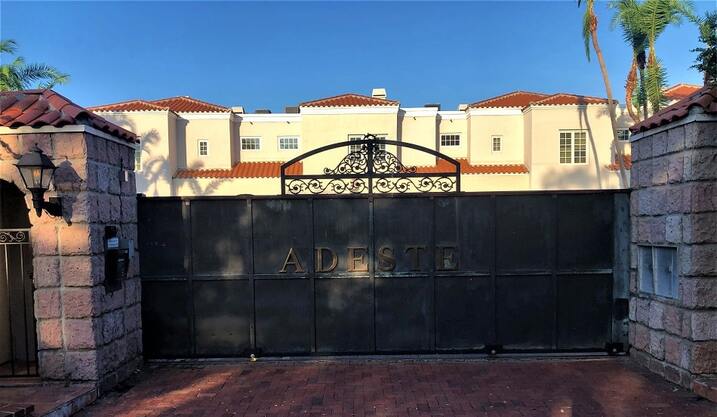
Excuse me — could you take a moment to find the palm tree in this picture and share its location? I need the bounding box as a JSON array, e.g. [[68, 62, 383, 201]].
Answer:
[[610, 0, 648, 122], [641, 0, 696, 112], [578, 0, 626, 186], [692, 11, 717, 86], [0, 39, 69, 91]]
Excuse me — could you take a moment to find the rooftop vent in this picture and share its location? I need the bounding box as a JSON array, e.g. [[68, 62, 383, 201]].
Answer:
[[255, 109, 272, 114], [458, 104, 468, 111], [285, 106, 299, 114], [231, 106, 245, 114], [424, 103, 441, 111], [371, 88, 387, 99]]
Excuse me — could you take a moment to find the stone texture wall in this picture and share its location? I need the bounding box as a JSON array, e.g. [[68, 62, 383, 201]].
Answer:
[[629, 118, 717, 389], [0, 130, 141, 392]]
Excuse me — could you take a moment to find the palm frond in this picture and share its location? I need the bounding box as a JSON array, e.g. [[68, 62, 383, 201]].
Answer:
[[645, 58, 668, 112], [0, 39, 17, 55]]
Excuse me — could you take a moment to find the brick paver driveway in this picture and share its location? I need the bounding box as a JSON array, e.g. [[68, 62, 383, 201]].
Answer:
[[77, 357, 714, 417]]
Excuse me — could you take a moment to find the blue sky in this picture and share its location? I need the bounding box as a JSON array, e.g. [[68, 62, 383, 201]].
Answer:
[[1, 1, 714, 111]]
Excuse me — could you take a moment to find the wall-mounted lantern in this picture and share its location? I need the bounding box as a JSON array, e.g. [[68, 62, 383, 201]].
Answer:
[[14, 144, 62, 217]]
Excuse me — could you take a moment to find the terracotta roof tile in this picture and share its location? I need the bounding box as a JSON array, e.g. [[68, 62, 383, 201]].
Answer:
[[630, 86, 717, 133], [175, 161, 303, 179], [301, 93, 399, 108], [606, 154, 633, 171], [151, 96, 229, 113], [416, 158, 528, 175], [89, 96, 229, 113], [468, 91, 550, 109], [529, 93, 610, 107], [0, 89, 137, 143], [88, 100, 170, 112], [664, 84, 702, 101]]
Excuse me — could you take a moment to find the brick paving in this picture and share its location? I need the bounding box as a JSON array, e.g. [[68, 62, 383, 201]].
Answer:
[[76, 357, 715, 417]]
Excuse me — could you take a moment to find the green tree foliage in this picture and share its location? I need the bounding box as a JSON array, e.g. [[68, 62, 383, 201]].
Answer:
[[0, 39, 69, 91], [692, 11, 717, 86]]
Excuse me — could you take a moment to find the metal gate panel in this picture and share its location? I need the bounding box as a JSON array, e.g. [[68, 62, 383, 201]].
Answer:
[[139, 191, 630, 358], [141, 281, 191, 357], [557, 194, 614, 270], [375, 277, 433, 352], [435, 276, 492, 349], [315, 279, 373, 353], [190, 200, 252, 275], [193, 280, 251, 355], [496, 275, 555, 349], [557, 274, 613, 349], [255, 279, 313, 354]]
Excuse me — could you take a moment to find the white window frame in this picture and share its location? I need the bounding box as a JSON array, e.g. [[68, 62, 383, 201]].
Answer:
[[240, 136, 261, 151], [491, 135, 502, 153], [440, 133, 461, 147], [559, 130, 588, 165], [348, 134, 387, 153], [198, 139, 209, 156], [278, 136, 300, 151], [617, 128, 630, 142]]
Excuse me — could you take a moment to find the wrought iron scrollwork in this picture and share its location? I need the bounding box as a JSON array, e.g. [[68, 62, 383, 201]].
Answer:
[[0, 229, 30, 244], [281, 134, 460, 195]]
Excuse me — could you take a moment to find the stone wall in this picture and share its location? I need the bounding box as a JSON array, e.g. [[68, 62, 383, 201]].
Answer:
[[0, 129, 141, 392], [629, 116, 717, 389]]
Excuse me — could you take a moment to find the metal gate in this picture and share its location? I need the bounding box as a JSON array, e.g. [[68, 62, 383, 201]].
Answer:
[[0, 228, 37, 376], [139, 191, 629, 357]]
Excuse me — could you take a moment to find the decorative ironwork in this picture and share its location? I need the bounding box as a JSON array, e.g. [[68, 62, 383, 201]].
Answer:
[[281, 134, 460, 195], [0, 229, 30, 244]]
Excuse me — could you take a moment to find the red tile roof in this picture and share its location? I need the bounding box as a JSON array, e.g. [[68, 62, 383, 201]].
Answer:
[[630, 86, 717, 133], [88, 100, 170, 112], [0, 89, 137, 143], [469, 91, 550, 108], [175, 161, 303, 179], [606, 154, 633, 171], [89, 96, 229, 113], [301, 93, 399, 108], [416, 158, 529, 175], [664, 84, 702, 101], [529, 93, 610, 106]]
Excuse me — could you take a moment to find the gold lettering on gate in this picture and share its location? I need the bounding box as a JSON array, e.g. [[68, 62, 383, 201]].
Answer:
[[315, 247, 338, 273], [279, 247, 305, 273], [377, 246, 396, 272], [347, 247, 369, 272], [405, 246, 426, 271], [436, 246, 458, 271]]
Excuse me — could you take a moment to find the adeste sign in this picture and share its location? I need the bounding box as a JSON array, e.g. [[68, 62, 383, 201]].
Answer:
[[279, 245, 459, 273]]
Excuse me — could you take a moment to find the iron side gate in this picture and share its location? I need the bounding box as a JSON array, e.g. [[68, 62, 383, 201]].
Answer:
[[138, 191, 629, 357]]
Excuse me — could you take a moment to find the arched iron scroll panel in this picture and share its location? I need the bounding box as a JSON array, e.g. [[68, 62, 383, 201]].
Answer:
[[280, 134, 461, 195]]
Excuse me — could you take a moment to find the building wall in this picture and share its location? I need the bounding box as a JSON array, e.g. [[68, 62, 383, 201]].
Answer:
[[0, 128, 141, 392], [528, 105, 630, 190], [236, 116, 302, 163], [99, 111, 175, 197], [181, 114, 233, 170], [628, 116, 717, 392], [96, 102, 633, 196]]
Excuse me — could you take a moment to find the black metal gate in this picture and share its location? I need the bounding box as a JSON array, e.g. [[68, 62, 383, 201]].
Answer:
[[139, 191, 629, 357]]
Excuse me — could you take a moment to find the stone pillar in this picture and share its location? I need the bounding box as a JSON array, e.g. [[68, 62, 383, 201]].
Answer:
[[0, 130, 141, 392], [629, 113, 717, 392]]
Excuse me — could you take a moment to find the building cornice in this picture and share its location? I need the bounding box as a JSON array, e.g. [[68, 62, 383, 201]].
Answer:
[[237, 113, 302, 123], [466, 108, 523, 116], [401, 107, 438, 117], [0, 125, 137, 148], [299, 106, 399, 115]]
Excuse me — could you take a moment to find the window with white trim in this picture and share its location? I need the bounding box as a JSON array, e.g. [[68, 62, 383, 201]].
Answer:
[[559, 131, 587, 164], [440, 134, 460, 147], [617, 129, 630, 141], [348, 134, 386, 153], [278, 136, 299, 150], [492, 136, 502, 152], [241, 137, 261, 151], [198, 140, 209, 156]]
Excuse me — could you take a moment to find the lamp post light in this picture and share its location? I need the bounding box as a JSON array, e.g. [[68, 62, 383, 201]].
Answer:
[[14, 144, 62, 217]]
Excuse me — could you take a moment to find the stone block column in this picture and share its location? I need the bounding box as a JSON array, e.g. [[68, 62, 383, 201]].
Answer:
[[0, 128, 141, 392], [629, 110, 717, 393]]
